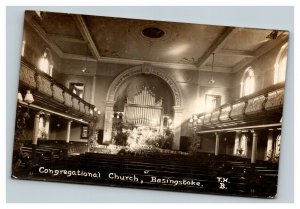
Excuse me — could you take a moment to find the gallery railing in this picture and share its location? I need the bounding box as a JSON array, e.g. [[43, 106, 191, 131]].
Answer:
[[192, 82, 285, 129], [19, 58, 96, 120]]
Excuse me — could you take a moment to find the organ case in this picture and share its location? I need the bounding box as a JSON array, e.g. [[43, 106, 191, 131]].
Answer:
[[124, 86, 163, 127]]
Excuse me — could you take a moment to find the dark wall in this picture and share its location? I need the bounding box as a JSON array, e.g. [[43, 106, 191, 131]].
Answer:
[[49, 116, 86, 142]]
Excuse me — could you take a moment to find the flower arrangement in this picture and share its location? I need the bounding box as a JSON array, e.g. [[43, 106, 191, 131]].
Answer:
[[113, 126, 174, 151]]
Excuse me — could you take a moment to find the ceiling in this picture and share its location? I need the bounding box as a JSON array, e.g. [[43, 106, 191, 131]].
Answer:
[[25, 10, 288, 73]]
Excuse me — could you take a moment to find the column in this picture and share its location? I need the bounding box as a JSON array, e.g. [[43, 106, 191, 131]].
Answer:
[[251, 130, 258, 164], [215, 132, 220, 156], [172, 106, 183, 150], [45, 114, 50, 139], [32, 112, 40, 164], [32, 112, 40, 145], [66, 120, 72, 143], [103, 101, 115, 144]]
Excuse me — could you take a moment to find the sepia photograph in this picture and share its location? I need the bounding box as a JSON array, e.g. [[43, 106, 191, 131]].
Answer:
[[11, 10, 289, 198]]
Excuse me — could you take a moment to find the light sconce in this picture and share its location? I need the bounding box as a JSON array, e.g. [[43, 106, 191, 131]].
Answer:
[[82, 44, 89, 73], [91, 107, 101, 115], [17, 92, 23, 102], [189, 115, 202, 124], [23, 90, 34, 104], [17, 90, 34, 113], [189, 114, 202, 135], [189, 114, 202, 128]]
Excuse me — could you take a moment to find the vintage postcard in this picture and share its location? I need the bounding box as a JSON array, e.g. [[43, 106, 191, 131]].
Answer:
[[11, 10, 289, 198]]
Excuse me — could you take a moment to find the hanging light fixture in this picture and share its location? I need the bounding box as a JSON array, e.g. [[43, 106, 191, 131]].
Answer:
[[24, 90, 34, 104], [82, 44, 88, 73], [97, 110, 101, 115], [209, 53, 216, 84]]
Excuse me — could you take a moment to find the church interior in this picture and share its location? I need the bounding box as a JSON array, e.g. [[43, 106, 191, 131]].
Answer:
[[12, 10, 288, 198]]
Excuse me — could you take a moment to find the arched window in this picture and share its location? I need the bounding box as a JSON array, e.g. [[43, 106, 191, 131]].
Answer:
[[38, 49, 53, 76], [240, 67, 255, 97], [274, 43, 288, 84]]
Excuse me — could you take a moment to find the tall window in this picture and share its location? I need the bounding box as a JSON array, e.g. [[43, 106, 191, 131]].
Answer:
[[265, 133, 281, 162], [38, 49, 53, 76], [234, 133, 248, 156], [38, 114, 50, 139], [240, 67, 255, 97], [274, 43, 288, 84]]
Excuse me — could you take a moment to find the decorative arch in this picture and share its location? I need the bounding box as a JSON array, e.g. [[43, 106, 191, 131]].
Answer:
[[103, 63, 184, 150], [106, 63, 183, 107], [274, 42, 288, 84]]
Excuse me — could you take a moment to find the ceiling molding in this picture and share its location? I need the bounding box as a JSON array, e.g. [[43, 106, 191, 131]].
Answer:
[[25, 13, 236, 74], [232, 32, 289, 73], [217, 49, 255, 57], [24, 16, 233, 73], [98, 56, 233, 73], [196, 27, 237, 68], [199, 66, 232, 73], [48, 34, 86, 44], [63, 53, 97, 62], [72, 15, 101, 61], [25, 15, 97, 62], [25, 14, 64, 57]]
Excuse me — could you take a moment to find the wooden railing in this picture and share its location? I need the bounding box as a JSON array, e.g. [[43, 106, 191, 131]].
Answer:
[[19, 58, 95, 119], [195, 82, 285, 127]]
